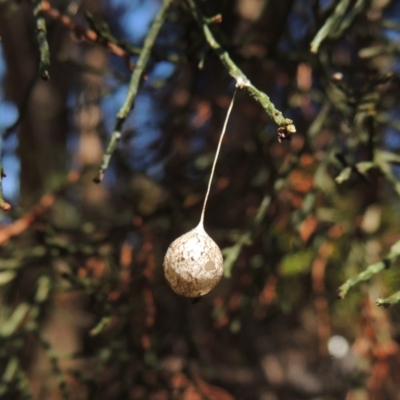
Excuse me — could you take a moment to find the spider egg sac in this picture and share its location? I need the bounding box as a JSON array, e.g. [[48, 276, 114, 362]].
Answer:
[[163, 224, 223, 298]]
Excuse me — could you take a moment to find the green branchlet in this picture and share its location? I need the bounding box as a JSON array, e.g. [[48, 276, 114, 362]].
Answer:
[[186, 0, 296, 140], [95, 0, 172, 182], [338, 239, 400, 299]]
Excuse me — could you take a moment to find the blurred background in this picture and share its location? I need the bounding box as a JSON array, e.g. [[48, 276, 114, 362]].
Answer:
[[1, 0, 400, 399]]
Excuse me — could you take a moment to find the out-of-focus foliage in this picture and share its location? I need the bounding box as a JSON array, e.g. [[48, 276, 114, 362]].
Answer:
[[1, 0, 400, 399]]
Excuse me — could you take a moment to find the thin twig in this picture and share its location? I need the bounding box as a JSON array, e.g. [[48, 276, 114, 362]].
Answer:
[[310, 0, 350, 53], [0, 171, 79, 246], [32, 0, 50, 79], [338, 260, 387, 299], [185, 0, 296, 140], [40, 0, 134, 70], [376, 290, 400, 308], [334, 0, 366, 37], [94, 0, 172, 182], [338, 239, 400, 299]]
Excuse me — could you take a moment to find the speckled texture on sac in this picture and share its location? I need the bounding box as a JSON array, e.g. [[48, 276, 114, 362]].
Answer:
[[163, 224, 223, 298]]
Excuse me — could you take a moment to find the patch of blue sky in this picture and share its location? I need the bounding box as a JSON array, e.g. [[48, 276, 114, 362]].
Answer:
[[130, 125, 160, 151], [0, 44, 5, 78], [2, 153, 20, 203], [286, 0, 315, 47], [391, 58, 400, 73], [102, 155, 118, 186], [319, 0, 334, 12], [100, 83, 130, 133], [66, 88, 79, 109], [383, 106, 400, 150], [270, 79, 287, 111], [189, 109, 212, 154], [3, 130, 18, 153], [108, 53, 133, 82], [384, 127, 400, 149], [288, 16, 312, 46], [383, 1, 400, 21], [0, 100, 18, 131], [392, 165, 400, 181], [129, 120, 163, 163], [279, 15, 313, 51], [189, 134, 207, 154], [65, 89, 83, 167], [1, 127, 20, 203], [131, 91, 157, 129], [129, 132, 162, 170], [0, 45, 18, 132], [147, 60, 175, 82], [105, 0, 160, 43], [66, 124, 80, 169], [0, 43, 20, 204], [146, 159, 164, 180], [383, 28, 400, 43]]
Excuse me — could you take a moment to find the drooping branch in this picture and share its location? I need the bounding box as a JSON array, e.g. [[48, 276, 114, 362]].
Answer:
[[94, 0, 172, 183], [185, 0, 296, 141]]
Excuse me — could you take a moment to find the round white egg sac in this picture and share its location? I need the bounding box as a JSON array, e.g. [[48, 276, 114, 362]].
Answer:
[[163, 226, 223, 298]]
